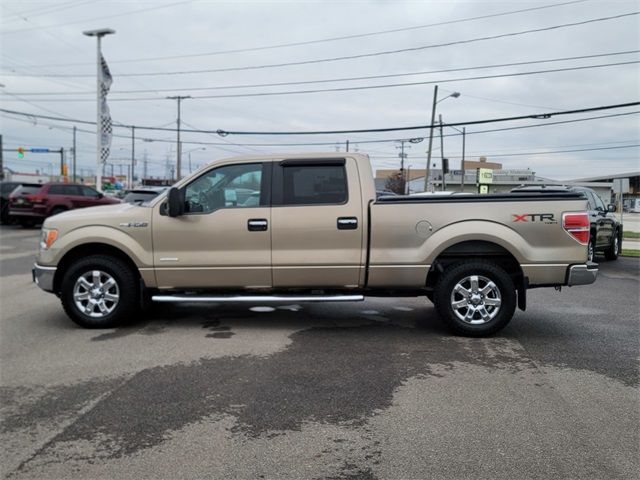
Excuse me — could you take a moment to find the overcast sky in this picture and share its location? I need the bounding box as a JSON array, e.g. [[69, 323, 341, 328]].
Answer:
[[1, 0, 639, 180]]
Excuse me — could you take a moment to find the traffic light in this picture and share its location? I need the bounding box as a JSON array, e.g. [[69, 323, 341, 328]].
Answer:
[[17, 147, 25, 159]]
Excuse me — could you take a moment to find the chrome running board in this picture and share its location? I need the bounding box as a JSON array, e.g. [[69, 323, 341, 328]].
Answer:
[[152, 294, 365, 303]]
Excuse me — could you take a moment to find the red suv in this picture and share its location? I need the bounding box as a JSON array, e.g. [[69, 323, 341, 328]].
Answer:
[[9, 183, 120, 227]]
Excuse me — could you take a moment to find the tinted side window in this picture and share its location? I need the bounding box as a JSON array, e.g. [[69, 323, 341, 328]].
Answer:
[[81, 186, 98, 197], [282, 165, 347, 205], [50, 185, 80, 195], [591, 192, 606, 211], [580, 190, 596, 210], [48, 185, 66, 195]]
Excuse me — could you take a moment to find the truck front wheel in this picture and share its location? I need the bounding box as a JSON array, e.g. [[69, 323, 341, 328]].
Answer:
[[60, 255, 139, 328], [433, 261, 516, 337]]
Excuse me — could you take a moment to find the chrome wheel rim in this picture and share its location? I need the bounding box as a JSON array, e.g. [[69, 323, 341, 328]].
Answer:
[[614, 236, 619, 254], [450, 275, 502, 325], [73, 270, 119, 318], [588, 242, 594, 262]]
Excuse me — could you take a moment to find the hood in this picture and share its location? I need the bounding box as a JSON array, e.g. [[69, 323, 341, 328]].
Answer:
[[43, 202, 153, 232]]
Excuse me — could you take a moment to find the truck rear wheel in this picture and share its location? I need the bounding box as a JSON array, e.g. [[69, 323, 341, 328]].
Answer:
[[60, 255, 138, 328], [433, 261, 516, 337]]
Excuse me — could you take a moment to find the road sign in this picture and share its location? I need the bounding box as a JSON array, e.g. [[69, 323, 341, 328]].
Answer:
[[613, 178, 629, 194], [30, 148, 50, 153], [479, 185, 489, 194]]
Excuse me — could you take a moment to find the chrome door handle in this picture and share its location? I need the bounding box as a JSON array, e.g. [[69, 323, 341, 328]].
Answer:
[[337, 217, 358, 230], [248, 219, 268, 231]]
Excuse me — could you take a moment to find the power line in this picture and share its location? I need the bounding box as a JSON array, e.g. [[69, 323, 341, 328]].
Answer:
[[4, 12, 636, 78], [421, 144, 640, 158], [24, 0, 591, 67], [5, 50, 637, 97], [1, 102, 638, 136], [2, 109, 638, 147], [2, 61, 637, 104]]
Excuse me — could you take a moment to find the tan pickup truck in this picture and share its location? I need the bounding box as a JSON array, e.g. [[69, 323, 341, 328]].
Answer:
[[33, 153, 597, 336]]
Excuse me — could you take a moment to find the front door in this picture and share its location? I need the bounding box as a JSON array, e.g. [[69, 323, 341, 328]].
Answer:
[[270, 158, 364, 288], [152, 162, 272, 289]]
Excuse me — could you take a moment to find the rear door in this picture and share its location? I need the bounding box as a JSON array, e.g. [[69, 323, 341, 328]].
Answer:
[[270, 158, 363, 288], [78, 185, 104, 208]]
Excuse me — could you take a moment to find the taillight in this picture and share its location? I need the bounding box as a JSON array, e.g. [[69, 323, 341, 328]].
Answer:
[[26, 195, 46, 204], [563, 212, 590, 244]]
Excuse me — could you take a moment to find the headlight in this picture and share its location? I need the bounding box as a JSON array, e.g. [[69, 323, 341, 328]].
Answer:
[[40, 228, 58, 250]]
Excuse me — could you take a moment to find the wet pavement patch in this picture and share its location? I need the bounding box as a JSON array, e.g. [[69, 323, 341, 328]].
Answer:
[[20, 322, 540, 461]]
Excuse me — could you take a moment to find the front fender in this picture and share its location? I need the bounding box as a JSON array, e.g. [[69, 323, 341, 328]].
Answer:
[[38, 225, 153, 268]]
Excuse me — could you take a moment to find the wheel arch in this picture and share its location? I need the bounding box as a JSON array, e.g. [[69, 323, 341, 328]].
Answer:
[[53, 243, 140, 294], [426, 240, 525, 309]]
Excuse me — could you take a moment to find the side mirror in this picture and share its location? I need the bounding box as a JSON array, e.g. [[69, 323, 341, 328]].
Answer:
[[607, 204, 616, 212], [167, 187, 184, 217]]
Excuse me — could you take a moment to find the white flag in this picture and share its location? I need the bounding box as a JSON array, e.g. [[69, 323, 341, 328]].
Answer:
[[99, 54, 113, 164]]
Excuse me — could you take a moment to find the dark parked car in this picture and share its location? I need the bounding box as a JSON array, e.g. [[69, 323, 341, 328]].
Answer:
[[1, 181, 42, 224], [511, 185, 622, 261], [122, 187, 166, 204], [9, 182, 120, 227]]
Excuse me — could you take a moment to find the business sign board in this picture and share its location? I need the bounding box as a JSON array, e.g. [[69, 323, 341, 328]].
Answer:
[[478, 168, 494, 184]]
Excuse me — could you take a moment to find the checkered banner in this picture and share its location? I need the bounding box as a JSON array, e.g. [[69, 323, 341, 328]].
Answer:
[[99, 53, 113, 164]]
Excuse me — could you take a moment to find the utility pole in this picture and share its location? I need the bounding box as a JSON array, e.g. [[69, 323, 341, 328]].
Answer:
[[143, 150, 148, 180], [439, 115, 445, 191], [460, 127, 466, 192], [59, 148, 65, 178], [131, 126, 135, 188], [0, 134, 4, 181], [424, 85, 438, 192], [396, 140, 410, 192], [167, 95, 190, 180], [346, 140, 350, 152], [72, 126, 77, 183]]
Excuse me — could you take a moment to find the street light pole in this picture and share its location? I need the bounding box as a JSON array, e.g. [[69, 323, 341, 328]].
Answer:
[[424, 85, 438, 193], [83, 28, 115, 192], [423, 87, 460, 192], [167, 95, 190, 181], [131, 126, 135, 188]]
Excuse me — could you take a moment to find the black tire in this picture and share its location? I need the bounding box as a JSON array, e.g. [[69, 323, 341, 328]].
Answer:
[[604, 231, 620, 261], [433, 260, 517, 337], [0, 203, 10, 225], [50, 207, 66, 217], [20, 218, 36, 228], [60, 255, 139, 328]]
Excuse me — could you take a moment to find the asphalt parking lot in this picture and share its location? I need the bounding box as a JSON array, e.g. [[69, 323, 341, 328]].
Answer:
[[0, 224, 638, 480]]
